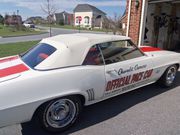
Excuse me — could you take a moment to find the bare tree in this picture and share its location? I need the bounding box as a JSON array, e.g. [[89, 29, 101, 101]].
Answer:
[[102, 17, 111, 34], [41, 0, 57, 37], [108, 13, 122, 35]]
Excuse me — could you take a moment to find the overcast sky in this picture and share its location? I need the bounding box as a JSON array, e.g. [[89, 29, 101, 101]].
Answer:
[[0, 0, 126, 20]]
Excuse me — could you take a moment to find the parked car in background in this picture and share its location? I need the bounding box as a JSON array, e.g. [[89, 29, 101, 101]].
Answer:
[[0, 34, 179, 133], [23, 22, 35, 28]]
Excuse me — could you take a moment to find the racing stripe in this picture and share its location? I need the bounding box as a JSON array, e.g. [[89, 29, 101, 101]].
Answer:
[[0, 59, 22, 70], [140, 47, 161, 52], [0, 64, 29, 78], [0, 56, 19, 63]]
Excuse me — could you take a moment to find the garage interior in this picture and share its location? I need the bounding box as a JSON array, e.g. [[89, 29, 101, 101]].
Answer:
[[144, 0, 180, 52]]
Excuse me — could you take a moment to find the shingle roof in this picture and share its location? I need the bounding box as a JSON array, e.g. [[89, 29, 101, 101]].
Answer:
[[74, 4, 106, 15], [55, 11, 72, 16]]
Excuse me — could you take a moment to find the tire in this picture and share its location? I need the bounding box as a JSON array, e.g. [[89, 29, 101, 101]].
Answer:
[[158, 65, 177, 87], [38, 96, 82, 133]]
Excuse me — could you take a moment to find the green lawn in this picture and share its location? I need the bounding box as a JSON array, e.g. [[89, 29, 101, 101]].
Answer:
[[42, 24, 111, 32], [0, 41, 39, 58], [0, 25, 45, 37]]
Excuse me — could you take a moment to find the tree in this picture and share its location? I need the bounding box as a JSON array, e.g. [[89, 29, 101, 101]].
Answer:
[[0, 14, 4, 24], [108, 13, 122, 35], [102, 17, 110, 33], [41, 0, 57, 37]]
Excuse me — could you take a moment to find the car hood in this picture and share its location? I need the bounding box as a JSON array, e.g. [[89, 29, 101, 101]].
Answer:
[[140, 46, 179, 56], [0, 56, 30, 83]]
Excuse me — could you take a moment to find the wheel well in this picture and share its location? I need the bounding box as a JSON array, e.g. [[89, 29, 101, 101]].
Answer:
[[76, 94, 86, 106], [175, 64, 179, 70], [163, 64, 179, 76], [31, 94, 86, 121]]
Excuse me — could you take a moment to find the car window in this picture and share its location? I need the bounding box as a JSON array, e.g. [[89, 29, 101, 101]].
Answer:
[[21, 43, 56, 68], [99, 40, 144, 65], [83, 45, 104, 65]]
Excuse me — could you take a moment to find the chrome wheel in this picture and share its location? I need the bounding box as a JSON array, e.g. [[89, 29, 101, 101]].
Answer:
[[46, 99, 76, 128], [166, 66, 177, 85]]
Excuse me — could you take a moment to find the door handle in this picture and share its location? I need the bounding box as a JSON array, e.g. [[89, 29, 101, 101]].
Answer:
[[106, 69, 118, 74]]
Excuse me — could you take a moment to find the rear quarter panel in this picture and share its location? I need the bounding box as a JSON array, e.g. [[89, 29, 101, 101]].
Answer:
[[0, 65, 105, 127]]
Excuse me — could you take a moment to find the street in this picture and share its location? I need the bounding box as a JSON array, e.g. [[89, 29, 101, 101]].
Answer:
[[0, 27, 107, 44], [0, 72, 180, 135]]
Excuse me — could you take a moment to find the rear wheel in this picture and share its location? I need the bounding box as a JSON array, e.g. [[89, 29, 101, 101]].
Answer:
[[38, 96, 82, 133], [158, 65, 177, 87]]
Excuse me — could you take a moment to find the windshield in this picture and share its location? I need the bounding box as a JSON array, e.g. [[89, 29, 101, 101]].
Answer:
[[21, 43, 56, 68], [99, 40, 144, 64]]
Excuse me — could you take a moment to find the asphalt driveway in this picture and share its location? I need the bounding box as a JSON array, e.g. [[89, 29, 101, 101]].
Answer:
[[1, 72, 180, 135]]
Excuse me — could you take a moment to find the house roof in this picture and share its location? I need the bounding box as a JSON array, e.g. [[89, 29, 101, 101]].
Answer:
[[74, 4, 106, 15], [55, 11, 73, 16], [119, 10, 126, 22]]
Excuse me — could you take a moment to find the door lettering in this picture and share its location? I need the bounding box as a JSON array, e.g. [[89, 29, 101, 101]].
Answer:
[[106, 69, 153, 91]]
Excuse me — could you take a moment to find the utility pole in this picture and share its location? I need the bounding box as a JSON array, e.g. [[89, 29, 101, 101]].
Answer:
[[17, 10, 19, 15], [47, 0, 52, 37]]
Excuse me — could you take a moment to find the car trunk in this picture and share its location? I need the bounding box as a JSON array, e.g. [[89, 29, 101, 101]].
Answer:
[[0, 56, 29, 82]]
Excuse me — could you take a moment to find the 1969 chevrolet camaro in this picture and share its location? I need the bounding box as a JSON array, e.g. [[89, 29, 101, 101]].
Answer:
[[0, 33, 180, 132]]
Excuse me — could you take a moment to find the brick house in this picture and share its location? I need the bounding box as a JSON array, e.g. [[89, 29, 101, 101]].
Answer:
[[54, 11, 74, 25], [4, 15, 22, 26], [122, 0, 180, 51]]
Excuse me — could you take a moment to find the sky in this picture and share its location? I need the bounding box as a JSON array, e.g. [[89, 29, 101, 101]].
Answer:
[[0, 0, 126, 20]]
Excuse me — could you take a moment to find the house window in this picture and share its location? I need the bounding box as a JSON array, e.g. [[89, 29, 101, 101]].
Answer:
[[76, 16, 80, 24], [84, 16, 90, 24]]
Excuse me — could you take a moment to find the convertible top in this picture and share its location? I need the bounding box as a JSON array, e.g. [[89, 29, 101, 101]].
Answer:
[[35, 34, 130, 70], [41, 33, 130, 50]]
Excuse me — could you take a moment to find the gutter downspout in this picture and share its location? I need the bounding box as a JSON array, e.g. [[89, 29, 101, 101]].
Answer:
[[138, 0, 147, 47], [126, 0, 132, 37]]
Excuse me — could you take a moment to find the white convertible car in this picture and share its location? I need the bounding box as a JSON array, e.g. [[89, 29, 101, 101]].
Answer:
[[0, 34, 180, 132]]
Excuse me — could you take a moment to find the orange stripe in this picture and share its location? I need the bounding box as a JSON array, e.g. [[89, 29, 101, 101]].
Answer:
[[0, 56, 18, 63], [0, 64, 29, 78], [140, 47, 161, 52]]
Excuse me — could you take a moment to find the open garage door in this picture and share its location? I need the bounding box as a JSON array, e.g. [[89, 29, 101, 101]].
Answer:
[[144, 0, 180, 51]]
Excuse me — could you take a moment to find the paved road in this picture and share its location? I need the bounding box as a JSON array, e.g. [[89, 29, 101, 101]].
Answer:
[[0, 72, 180, 135], [0, 27, 107, 44]]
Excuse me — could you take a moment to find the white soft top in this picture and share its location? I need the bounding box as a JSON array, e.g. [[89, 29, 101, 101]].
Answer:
[[36, 33, 130, 70]]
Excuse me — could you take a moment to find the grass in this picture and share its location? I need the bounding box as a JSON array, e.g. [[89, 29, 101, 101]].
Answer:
[[42, 24, 111, 32], [0, 40, 39, 58], [0, 25, 45, 37]]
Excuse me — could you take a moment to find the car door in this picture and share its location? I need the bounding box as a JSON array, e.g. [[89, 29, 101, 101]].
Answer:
[[98, 40, 155, 98], [82, 45, 106, 101]]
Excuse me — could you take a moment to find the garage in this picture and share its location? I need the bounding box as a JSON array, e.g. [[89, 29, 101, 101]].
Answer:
[[144, 0, 180, 51], [124, 0, 180, 52]]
